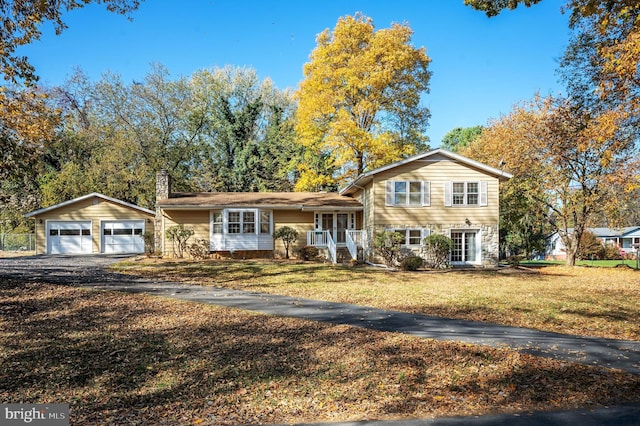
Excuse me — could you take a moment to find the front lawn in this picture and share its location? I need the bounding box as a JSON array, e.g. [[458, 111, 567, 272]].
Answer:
[[113, 259, 640, 341], [1, 279, 639, 424]]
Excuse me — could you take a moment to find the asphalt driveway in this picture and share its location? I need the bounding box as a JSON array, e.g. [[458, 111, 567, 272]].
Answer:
[[1, 254, 640, 425]]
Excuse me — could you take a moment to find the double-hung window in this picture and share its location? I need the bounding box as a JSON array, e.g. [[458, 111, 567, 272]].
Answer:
[[227, 210, 257, 234], [212, 211, 223, 234], [388, 228, 429, 247], [386, 181, 430, 207], [446, 181, 487, 207]]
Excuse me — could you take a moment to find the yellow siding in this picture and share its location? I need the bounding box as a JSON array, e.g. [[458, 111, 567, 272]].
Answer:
[[372, 158, 500, 227], [32, 197, 154, 254], [273, 210, 314, 258], [162, 210, 210, 256]]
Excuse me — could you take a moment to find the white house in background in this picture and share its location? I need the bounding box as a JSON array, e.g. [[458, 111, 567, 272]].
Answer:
[[546, 227, 640, 260]]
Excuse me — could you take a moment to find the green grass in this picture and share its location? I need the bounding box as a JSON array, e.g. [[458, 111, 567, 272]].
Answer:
[[521, 259, 639, 268]]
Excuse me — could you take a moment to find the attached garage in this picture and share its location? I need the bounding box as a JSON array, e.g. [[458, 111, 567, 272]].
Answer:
[[25, 193, 155, 255], [46, 221, 93, 254]]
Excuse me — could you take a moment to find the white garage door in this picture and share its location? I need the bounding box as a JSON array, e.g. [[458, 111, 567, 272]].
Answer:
[[47, 221, 93, 254], [102, 220, 145, 254]]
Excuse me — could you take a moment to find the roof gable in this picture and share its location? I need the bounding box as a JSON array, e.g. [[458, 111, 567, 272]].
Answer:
[[24, 193, 155, 218], [339, 148, 512, 195]]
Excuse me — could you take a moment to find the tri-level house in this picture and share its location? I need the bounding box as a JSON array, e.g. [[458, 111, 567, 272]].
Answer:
[[25, 149, 511, 264], [155, 149, 512, 266]]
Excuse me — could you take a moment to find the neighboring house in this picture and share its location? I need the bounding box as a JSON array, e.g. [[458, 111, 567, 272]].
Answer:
[[546, 227, 640, 260], [156, 149, 512, 266], [25, 193, 155, 255]]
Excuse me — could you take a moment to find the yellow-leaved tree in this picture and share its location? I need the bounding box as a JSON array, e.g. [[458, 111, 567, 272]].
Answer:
[[462, 95, 639, 266], [295, 13, 431, 190]]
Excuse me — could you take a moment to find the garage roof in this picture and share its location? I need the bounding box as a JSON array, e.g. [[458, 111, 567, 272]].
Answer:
[[24, 193, 155, 218]]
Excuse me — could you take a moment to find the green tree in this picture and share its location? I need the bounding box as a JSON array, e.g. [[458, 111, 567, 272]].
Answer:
[[273, 226, 299, 259], [193, 67, 299, 192], [1, 0, 141, 84], [462, 95, 638, 266], [373, 231, 405, 267], [295, 13, 431, 188], [166, 224, 194, 258], [422, 234, 452, 269], [440, 126, 483, 152]]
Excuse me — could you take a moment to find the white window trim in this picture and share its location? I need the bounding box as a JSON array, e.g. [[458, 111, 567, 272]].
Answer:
[[385, 180, 430, 207], [385, 228, 430, 247], [444, 181, 488, 207], [449, 228, 482, 265]]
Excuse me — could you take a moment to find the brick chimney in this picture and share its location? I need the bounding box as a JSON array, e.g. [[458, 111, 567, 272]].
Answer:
[[155, 170, 171, 255]]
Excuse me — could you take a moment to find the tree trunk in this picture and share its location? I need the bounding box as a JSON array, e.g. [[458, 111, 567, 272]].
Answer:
[[565, 247, 577, 266]]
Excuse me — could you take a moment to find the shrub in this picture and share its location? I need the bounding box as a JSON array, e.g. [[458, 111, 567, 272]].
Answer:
[[400, 256, 423, 271], [604, 244, 623, 260], [188, 238, 210, 260], [142, 231, 155, 257], [423, 234, 452, 269], [165, 224, 195, 258], [273, 226, 299, 259], [373, 231, 404, 267], [300, 245, 319, 261], [577, 231, 605, 260]]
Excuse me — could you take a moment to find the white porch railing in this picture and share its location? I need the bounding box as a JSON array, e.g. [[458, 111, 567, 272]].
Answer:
[[326, 232, 337, 264], [307, 230, 329, 247], [346, 230, 365, 261]]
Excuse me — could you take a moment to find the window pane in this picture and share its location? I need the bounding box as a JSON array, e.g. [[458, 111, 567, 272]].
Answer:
[[228, 224, 240, 234], [243, 222, 255, 234], [260, 211, 271, 234], [451, 231, 463, 262], [453, 194, 465, 205], [453, 182, 465, 193], [467, 182, 478, 193], [243, 211, 255, 234], [409, 230, 422, 245], [465, 231, 477, 262], [394, 229, 407, 245], [228, 211, 240, 222], [82, 229, 91, 236], [60, 229, 80, 236], [213, 211, 223, 223], [213, 224, 223, 234], [243, 211, 255, 223], [113, 228, 132, 235], [394, 181, 407, 205], [50, 229, 59, 236], [467, 194, 479, 205]]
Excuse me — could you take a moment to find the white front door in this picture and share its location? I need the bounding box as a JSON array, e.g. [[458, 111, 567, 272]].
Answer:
[[315, 212, 355, 245], [47, 221, 93, 254], [101, 220, 145, 253]]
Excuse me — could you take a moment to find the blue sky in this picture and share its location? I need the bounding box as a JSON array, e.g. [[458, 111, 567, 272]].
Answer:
[[21, 0, 570, 146]]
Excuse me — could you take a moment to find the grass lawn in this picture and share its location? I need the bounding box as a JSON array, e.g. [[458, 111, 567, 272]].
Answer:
[[113, 258, 640, 341], [1, 278, 639, 424], [522, 259, 640, 268]]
